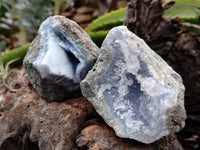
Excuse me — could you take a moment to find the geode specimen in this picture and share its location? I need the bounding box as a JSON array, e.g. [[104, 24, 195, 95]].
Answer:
[[80, 26, 186, 144], [24, 16, 100, 101]]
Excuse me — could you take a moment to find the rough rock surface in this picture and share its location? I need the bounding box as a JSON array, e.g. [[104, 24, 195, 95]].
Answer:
[[81, 26, 186, 144], [0, 76, 184, 150], [77, 124, 184, 150], [0, 77, 96, 150], [23, 16, 100, 101]]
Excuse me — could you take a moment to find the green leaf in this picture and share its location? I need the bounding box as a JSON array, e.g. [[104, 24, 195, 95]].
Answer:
[[164, 0, 200, 23], [86, 8, 126, 32], [88, 31, 109, 47], [0, 0, 11, 17], [0, 43, 30, 66], [21, 8, 35, 18]]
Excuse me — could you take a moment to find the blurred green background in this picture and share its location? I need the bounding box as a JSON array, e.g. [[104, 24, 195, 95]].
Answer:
[[0, 0, 199, 53]]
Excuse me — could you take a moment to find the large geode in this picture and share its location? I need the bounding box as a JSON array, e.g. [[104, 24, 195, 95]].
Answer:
[[80, 26, 186, 144], [24, 16, 100, 101]]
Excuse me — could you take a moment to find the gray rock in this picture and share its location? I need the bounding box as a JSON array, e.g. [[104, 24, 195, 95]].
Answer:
[[24, 16, 100, 101], [80, 26, 186, 144]]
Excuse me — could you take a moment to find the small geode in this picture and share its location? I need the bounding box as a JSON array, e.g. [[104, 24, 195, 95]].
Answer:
[[23, 16, 100, 101], [80, 26, 186, 144]]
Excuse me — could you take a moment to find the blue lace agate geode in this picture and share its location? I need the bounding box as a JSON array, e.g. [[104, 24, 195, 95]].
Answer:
[[80, 26, 186, 144], [24, 16, 100, 101]]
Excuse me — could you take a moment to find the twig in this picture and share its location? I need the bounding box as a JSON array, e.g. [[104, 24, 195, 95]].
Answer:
[[182, 22, 200, 30]]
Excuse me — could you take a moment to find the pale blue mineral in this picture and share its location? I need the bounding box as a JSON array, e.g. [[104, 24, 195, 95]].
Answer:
[[24, 16, 99, 101], [80, 26, 186, 144]]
